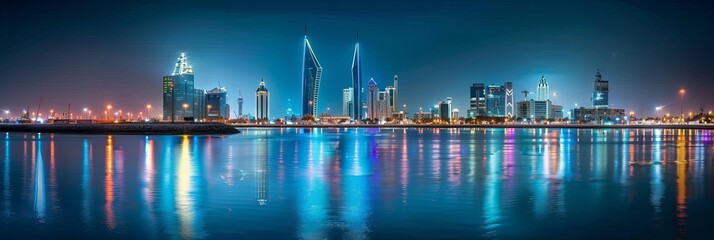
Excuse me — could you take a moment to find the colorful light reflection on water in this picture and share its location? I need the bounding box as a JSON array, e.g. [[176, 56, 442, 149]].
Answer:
[[0, 128, 713, 239]]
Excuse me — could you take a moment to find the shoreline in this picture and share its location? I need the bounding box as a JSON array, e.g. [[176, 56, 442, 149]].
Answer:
[[0, 122, 241, 135], [231, 123, 714, 130]]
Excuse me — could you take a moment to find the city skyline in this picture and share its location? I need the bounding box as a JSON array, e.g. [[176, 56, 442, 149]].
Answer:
[[2, 0, 713, 118]]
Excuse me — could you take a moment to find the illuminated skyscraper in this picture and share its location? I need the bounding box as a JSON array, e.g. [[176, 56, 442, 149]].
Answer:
[[256, 79, 269, 121], [592, 69, 609, 108], [536, 75, 549, 101], [301, 34, 322, 116], [439, 97, 453, 122], [194, 89, 207, 119], [388, 75, 398, 113], [162, 53, 195, 121], [366, 78, 378, 119], [378, 90, 391, 119], [206, 87, 228, 119], [238, 90, 244, 117], [471, 82, 512, 117], [485, 85, 506, 117], [351, 38, 362, 120], [505, 82, 514, 118], [468, 83, 486, 117], [343, 88, 354, 117]]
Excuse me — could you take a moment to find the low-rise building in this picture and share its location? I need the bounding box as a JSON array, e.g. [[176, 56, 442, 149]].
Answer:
[[572, 107, 625, 123]]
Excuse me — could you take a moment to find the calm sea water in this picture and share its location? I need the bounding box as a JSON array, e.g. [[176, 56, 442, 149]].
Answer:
[[0, 128, 713, 239]]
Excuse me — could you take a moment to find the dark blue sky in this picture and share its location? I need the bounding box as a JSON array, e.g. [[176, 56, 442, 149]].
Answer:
[[1, 0, 713, 117]]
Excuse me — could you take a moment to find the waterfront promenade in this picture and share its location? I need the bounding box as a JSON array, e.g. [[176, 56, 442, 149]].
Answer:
[[0, 122, 240, 135], [232, 123, 714, 130]]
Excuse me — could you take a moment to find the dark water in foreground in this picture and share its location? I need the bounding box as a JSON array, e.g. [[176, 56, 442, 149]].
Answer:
[[0, 128, 713, 239]]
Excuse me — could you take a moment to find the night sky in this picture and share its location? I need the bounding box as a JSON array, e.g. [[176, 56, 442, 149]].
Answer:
[[1, 0, 713, 118]]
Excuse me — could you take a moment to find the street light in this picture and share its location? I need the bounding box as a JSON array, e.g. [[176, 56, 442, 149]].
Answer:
[[146, 104, 152, 119], [3, 110, 9, 121], [679, 89, 685, 121], [106, 105, 112, 120], [308, 101, 313, 116], [83, 108, 88, 119], [182, 103, 189, 120]]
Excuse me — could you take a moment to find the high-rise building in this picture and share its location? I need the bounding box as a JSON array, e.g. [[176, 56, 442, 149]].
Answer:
[[505, 82, 514, 118], [390, 75, 398, 112], [342, 88, 354, 117], [537, 75, 549, 101], [470, 82, 512, 118], [468, 83, 486, 117], [351, 39, 362, 120], [516, 99, 551, 120], [378, 90, 392, 119], [572, 69, 622, 123], [255, 79, 269, 121], [194, 89, 207, 120], [301, 34, 322, 116], [162, 53, 195, 121], [451, 108, 459, 119], [439, 97, 452, 122], [550, 104, 563, 119], [485, 84, 506, 117], [366, 78, 378, 119], [206, 87, 228, 119], [592, 69, 609, 108], [238, 90, 244, 117]]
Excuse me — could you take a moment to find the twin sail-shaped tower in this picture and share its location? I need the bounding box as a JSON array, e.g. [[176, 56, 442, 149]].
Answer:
[[302, 30, 363, 119]]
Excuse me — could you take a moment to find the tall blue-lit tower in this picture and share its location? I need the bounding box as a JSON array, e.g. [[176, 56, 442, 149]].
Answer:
[[301, 31, 322, 116], [351, 33, 362, 120]]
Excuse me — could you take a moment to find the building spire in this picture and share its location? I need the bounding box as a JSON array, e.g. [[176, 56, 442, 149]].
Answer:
[[172, 52, 193, 75]]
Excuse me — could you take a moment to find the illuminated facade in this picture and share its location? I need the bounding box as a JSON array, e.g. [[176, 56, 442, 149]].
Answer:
[[550, 104, 563, 119], [301, 35, 322, 116], [438, 97, 453, 122], [351, 41, 362, 119], [572, 107, 624, 123], [505, 82, 514, 117], [162, 53, 195, 121], [388, 75, 398, 113], [485, 85, 506, 117], [516, 99, 551, 121], [536, 75, 549, 101], [469, 83, 486, 117], [378, 90, 391, 119], [342, 88, 354, 117], [256, 79, 269, 121], [592, 69, 609, 108], [206, 87, 229, 119], [366, 78, 378, 119], [194, 89, 207, 119], [470, 81, 512, 118], [237, 91, 244, 118]]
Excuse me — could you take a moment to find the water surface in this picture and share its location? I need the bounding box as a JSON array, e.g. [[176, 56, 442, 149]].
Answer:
[[1, 128, 713, 239]]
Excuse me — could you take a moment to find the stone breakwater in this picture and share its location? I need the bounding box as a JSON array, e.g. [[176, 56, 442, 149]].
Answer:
[[0, 123, 240, 135]]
